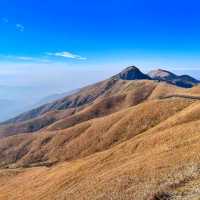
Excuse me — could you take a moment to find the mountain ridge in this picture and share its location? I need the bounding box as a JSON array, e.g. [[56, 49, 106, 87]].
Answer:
[[148, 68, 200, 88], [0, 66, 199, 138]]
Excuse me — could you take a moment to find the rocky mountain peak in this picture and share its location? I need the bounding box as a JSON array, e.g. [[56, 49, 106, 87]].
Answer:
[[114, 66, 151, 80]]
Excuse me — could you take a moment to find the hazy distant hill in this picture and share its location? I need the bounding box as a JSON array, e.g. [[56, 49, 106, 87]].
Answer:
[[34, 89, 80, 107], [0, 98, 32, 122], [0, 85, 51, 122], [0, 99, 19, 121], [0, 85, 79, 122]]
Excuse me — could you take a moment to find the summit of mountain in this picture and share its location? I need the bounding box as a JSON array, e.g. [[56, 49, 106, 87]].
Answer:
[[113, 66, 151, 80]]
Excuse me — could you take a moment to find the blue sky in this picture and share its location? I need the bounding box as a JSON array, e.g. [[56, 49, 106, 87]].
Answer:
[[0, 0, 200, 96]]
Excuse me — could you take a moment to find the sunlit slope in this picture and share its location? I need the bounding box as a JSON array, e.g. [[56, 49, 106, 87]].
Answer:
[[0, 103, 200, 199], [0, 66, 200, 200]]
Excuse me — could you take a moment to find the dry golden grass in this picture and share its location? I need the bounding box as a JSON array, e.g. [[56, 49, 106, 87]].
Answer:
[[0, 97, 194, 168], [0, 108, 200, 199], [2, 78, 200, 139], [0, 80, 200, 199], [1, 79, 198, 138], [0, 80, 157, 137]]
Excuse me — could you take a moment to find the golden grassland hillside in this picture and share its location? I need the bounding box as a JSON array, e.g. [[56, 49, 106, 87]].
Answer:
[[0, 67, 200, 200], [0, 79, 156, 137], [1, 102, 200, 199], [1, 79, 200, 138], [0, 97, 195, 168]]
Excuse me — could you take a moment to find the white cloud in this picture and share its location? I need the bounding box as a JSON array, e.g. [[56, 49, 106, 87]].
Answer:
[[0, 55, 34, 61], [16, 24, 24, 32], [1, 18, 25, 32], [16, 56, 51, 63], [1, 17, 8, 24], [0, 54, 51, 63], [16, 56, 34, 61], [47, 51, 87, 60], [0, 51, 87, 64]]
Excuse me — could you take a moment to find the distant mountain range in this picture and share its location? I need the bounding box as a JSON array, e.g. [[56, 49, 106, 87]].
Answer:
[[0, 98, 31, 122], [0, 99, 20, 121], [34, 89, 80, 107], [0, 85, 79, 122]]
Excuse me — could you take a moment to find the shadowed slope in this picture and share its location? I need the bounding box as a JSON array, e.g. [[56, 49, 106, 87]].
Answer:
[[0, 80, 158, 138], [0, 97, 195, 168]]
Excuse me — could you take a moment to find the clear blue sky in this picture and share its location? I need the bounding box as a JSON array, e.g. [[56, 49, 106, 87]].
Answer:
[[0, 0, 200, 94]]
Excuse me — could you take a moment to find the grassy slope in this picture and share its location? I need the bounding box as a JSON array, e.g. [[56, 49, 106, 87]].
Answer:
[[0, 82, 200, 199], [0, 103, 200, 199], [0, 80, 157, 138], [0, 97, 194, 168], [2, 80, 200, 139]]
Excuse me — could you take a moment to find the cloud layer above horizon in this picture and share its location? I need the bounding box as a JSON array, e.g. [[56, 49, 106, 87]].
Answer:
[[46, 51, 87, 60], [0, 51, 87, 63]]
